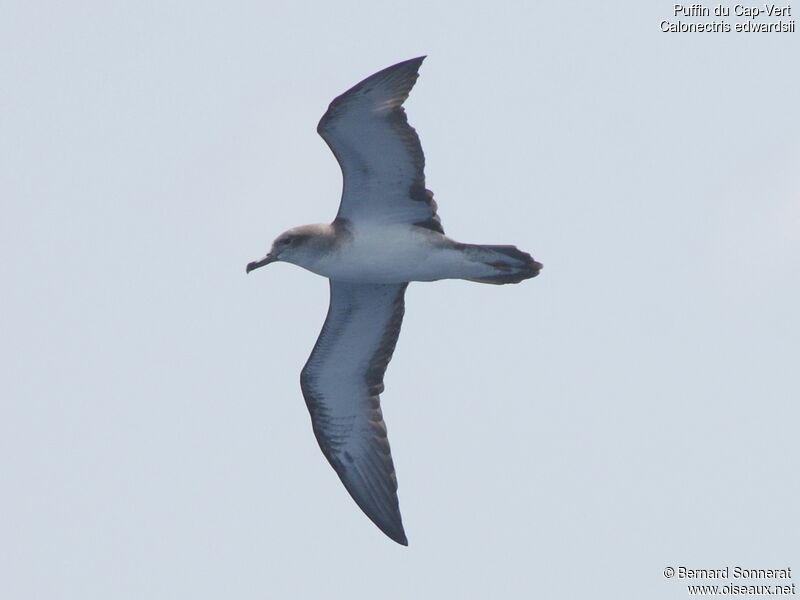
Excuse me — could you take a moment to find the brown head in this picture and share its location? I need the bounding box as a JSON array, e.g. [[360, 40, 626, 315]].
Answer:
[[246, 225, 331, 273]]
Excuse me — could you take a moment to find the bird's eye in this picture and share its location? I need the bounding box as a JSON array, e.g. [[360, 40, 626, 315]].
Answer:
[[280, 237, 293, 246]]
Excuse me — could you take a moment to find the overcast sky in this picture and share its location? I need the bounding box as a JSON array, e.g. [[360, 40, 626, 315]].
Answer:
[[2, 1, 798, 598]]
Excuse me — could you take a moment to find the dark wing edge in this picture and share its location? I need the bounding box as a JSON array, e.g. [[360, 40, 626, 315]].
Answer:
[[317, 57, 443, 234], [317, 56, 426, 133], [300, 282, 410, 545]]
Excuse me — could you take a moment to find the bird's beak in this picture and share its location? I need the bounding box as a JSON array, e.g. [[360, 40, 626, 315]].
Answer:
[[246, 253, 276, 274]]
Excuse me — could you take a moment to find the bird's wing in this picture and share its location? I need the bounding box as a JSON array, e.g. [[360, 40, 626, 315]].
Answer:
[[317, 56, 443, 234], [300, 280, 409, 545]]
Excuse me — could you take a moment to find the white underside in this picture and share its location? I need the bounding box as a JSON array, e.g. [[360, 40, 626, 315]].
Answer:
[[296, 224, 493, 284]]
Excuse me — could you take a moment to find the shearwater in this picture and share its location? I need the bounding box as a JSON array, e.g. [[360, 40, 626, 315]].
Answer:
[[247, 56, 542, 545]]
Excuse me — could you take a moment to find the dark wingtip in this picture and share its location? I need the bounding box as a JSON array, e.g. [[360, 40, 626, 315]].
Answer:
[[374, 55, 426, 82], [394, 55, 426, 68], [400, 55, 426, 74], [318, 56, 429, 136], [367, 508, 408, 546], [387, 527, 409, 546]]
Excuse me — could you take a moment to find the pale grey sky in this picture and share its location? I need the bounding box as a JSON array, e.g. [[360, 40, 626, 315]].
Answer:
[[1, 1, 798, 598]]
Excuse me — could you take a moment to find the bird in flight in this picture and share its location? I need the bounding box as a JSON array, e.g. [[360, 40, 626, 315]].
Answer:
[[247, 56, 541, 545]]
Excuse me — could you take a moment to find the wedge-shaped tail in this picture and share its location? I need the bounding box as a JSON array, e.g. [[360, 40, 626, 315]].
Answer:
[[462, 244, 543, 284]]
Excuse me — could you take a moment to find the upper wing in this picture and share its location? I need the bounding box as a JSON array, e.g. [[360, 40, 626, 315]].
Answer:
[[317, 56, 443, 234], [300, 280, 409, 545]]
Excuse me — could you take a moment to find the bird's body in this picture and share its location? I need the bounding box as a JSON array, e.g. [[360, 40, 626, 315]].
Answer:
[[276, 222, 536, 284], [247, 56, 541, 545]]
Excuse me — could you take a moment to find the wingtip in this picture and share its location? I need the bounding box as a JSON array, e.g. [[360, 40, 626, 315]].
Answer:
[[318, 56, 428, 132], [387, 528, 409, 546], [371, 511, 408, 546], [403, 55, 426, 70], [380, 55, 426, 76]]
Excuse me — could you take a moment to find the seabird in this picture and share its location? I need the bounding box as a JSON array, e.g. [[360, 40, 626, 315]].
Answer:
[[247, 57, 542, 545]]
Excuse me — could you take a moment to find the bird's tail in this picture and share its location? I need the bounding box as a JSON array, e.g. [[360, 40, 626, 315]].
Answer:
[[462, 244, 542, 285]]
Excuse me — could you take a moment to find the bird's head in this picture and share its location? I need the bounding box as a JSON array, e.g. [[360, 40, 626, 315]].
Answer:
[[246, 226, 317, 273]]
